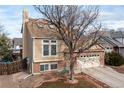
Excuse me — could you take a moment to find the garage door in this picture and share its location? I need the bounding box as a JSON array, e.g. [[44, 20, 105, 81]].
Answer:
[[78, 54, 100, 68]]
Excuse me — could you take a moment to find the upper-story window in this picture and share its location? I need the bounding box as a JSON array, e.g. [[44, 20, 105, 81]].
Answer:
[[42, 40, 57, 56]]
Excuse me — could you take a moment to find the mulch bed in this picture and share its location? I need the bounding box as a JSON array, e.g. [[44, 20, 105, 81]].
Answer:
[[36, 73, 110, 88]]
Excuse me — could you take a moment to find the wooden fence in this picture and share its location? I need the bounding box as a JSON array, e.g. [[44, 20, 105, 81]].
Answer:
[[0, 60, 27, 75]]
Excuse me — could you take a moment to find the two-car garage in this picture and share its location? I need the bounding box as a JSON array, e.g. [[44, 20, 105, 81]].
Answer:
[[78, 53, 101, 68], [77, 45, 105, 69]]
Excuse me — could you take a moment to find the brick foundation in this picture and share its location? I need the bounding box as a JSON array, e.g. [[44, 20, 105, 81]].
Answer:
[[32, 60, 66, 74]]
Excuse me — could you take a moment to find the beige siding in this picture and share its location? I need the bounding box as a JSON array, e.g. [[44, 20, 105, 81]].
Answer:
[[23, 25, 28, 58], [34, 39, 66, 62], [33, 39, 42, 60], [23, 25, 33, 60]]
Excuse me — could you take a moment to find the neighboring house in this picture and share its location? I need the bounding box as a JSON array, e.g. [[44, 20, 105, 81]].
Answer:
[[110, 31, 124, 44], [98, 30, 124, 57], [21, 10, 105, 74], [12, 38, 23, 59], [13, 38, 22, 49]]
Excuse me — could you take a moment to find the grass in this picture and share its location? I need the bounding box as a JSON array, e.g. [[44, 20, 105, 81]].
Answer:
[[39, 78, 97, 88]]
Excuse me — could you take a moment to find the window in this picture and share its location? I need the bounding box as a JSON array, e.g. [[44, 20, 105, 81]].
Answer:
[[42, 40, 57, 56], [43, 45, 49, 56], [40, 62, 58, 72], [51, 45, 56, 55], [40, 64, 49, 71], [51, 40, 56, 43], [50, 64, 57, 69], [43, 40, 49, 43]]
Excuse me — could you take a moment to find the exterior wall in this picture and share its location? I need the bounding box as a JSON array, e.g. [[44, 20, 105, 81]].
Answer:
[[119, 47, 124, 57], [33, 39, 66, 62], [32, 44, 104, 74], [22, 25, 32, 58], [22, 24, 33, 73], [102, 43, 113, 53], [32, 61, 66, 74], [22, 29, 33, 59], [32, 39, 66, 74]]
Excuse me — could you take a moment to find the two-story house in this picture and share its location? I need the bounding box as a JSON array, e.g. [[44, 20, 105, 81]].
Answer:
[[21, 9, 105, 74]]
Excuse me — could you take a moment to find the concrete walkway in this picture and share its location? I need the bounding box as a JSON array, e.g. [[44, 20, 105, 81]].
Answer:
[[0, 72, 29, 88], [82, 66, 124, 88]]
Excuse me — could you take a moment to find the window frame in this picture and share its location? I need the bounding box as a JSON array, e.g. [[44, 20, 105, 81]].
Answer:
[[42, 39, 58, 57], [43, 44, 49, 56], [50, 63, 58, 70], [40, 62, 58, 72], [40, 63, 49, 72]]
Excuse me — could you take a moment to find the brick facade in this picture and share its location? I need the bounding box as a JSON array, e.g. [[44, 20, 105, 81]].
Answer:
[[32, 60, 66, 74]]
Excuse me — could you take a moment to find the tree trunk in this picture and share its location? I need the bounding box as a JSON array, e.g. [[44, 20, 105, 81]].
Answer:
[[70, 53, 77, 80]]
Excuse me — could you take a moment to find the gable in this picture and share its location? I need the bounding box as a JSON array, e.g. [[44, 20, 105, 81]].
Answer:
[[88, 44, 104, 51]]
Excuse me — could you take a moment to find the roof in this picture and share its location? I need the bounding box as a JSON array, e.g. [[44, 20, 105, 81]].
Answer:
[[97, 30, 124, 38], [13, 38, 22, 46], [110, 31, 124, 38], [25, 18, 58, 38], [99, 36, 124, 47]]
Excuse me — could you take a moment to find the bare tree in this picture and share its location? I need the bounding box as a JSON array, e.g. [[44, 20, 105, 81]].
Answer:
[[34, 5, 101, 81]]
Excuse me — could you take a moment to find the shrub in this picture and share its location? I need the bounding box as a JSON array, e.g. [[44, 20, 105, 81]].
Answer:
[[2, 51, 13, 62], [105, 52, 124, 66]]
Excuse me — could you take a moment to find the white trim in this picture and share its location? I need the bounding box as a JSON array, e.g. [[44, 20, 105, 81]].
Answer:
[[42, 39, 58, 57], [40, 63, 49, 72], [32, 73, 41, 75], [32, 37, 58, 39], [34, 59, 61, 62]]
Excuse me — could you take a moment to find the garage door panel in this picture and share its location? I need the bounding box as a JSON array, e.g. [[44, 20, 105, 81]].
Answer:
[[78, 55, 100, 68]]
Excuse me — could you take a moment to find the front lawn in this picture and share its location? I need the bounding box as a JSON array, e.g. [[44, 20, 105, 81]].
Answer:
[[19, 73, 109, 88]]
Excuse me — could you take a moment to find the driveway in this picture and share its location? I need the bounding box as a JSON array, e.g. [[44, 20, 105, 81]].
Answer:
[[82, 66, 124, 88], [0, 72, 29, 88]]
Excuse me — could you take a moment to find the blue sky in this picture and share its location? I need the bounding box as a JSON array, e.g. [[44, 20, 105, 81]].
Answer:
[[1, 5, 124, 38]]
